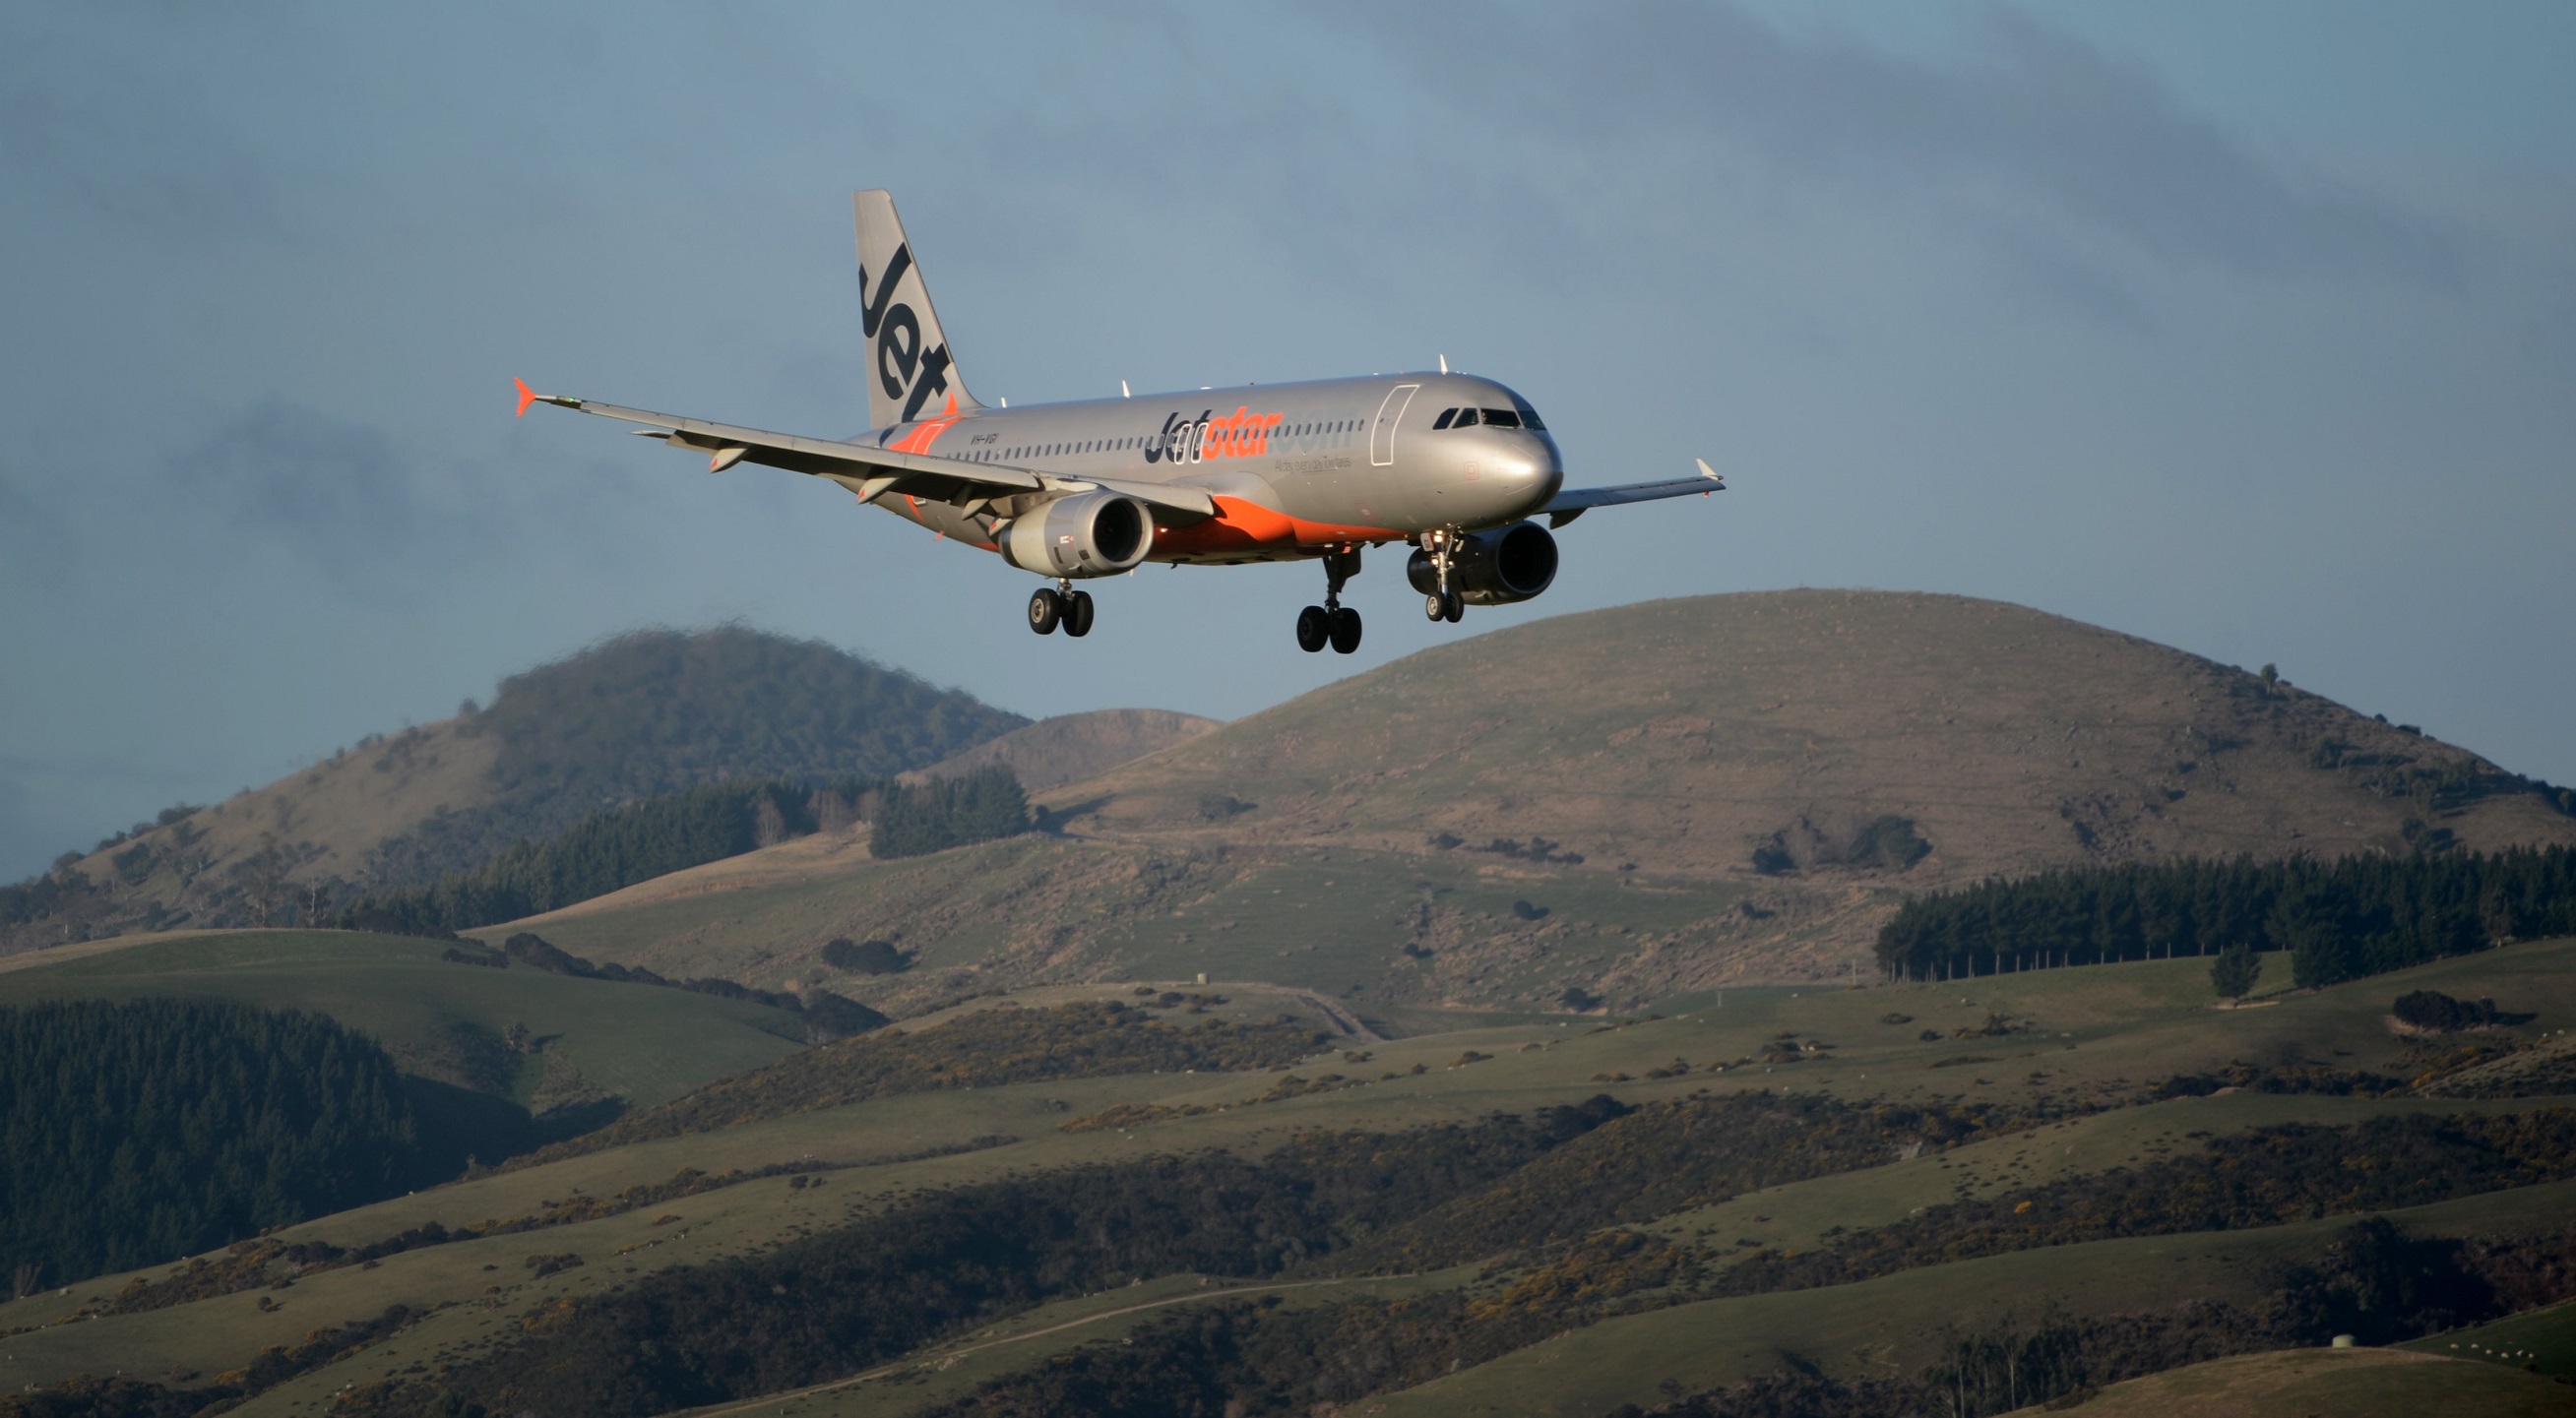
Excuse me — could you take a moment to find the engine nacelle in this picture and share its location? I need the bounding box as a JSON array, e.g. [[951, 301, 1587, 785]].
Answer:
[[999, 492, 1155, 579], [1407, 521, 1559, 605]]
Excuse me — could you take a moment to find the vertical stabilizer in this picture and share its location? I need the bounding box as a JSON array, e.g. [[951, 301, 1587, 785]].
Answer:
[[853, 190, 983, 431]]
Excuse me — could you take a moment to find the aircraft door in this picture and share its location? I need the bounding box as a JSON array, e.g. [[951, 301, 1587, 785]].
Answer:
[[1369, 384, 1419, 467]]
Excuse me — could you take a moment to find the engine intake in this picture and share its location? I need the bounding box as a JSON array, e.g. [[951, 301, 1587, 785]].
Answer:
[[1407, 521, 1558, 605], [1000, 492, 1154, 578]]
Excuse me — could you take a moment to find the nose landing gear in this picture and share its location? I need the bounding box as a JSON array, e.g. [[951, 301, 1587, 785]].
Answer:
[[1295, 549, 1364, 654], [1419, 528, 1464, 623], [1029, 581, 1096, 637]]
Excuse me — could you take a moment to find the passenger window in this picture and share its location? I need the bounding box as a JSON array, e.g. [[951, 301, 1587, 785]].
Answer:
[[1432, 407, 1458, 430], [1480, 407, 1520, 428]]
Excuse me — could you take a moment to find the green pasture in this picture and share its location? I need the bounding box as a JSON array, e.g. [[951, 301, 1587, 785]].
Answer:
[[0, 930, 805, 1110], [2406, 1295, 2576, 1380], [2011, 1347, 2576, 1418]]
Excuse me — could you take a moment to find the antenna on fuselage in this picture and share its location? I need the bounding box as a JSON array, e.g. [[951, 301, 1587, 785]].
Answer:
[[1438, 353, 1448, 374], [1121, 380, 1131, 399]]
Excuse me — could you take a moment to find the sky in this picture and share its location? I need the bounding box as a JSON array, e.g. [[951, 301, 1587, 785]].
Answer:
[[4, 2, 2572, 881]]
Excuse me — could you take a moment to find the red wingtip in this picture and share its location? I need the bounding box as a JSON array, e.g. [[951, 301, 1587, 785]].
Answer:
[[513, 377, 537, 418]]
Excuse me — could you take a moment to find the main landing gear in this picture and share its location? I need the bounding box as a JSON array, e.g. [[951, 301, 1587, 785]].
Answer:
[[1296, 550, 1364, 654], [1028, 581, 1095, 638], [1419, 528, 1464, 624]]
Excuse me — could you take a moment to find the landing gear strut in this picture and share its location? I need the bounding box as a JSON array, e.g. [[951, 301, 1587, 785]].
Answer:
[[1419, 529, 1464, 624], [1296, 550, 1364, 653], [1029, 581, 1095, 637]]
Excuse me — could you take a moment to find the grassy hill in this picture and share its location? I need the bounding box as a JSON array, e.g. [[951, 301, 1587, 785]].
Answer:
[[1064, 590, 2572, 878], [903, 709, 1223, 792], [1, 934, 2568, 1417], [468, 592, 2576, 1014], [4, 628, 1028, 955]]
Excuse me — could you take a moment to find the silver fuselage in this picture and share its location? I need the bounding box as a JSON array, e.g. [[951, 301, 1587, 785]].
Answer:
[[863, 373, 1562, 564]]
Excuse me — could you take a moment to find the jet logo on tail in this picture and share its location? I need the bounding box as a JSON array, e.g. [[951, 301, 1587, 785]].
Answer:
[[861, 242, 954, 424]]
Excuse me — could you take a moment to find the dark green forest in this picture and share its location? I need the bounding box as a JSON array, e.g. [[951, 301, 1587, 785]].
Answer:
[[0, 1000, 424, 1290], [340, 767, 1028, 936], [1874, 844, 2576, 987], [362, 626, 1026, 888], [341, 780, 819, 936], [869, 766, 1030, 859]]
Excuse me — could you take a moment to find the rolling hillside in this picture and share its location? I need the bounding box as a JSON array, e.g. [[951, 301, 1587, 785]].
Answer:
[[3, 628, 1028, 955], [5, 932, 2571, 1418], [484, 592, 2576, 1011]]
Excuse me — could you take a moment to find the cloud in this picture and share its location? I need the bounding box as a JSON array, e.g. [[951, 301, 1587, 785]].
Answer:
[[166, 401, 489, 587], [0, 6, 292, 241], [0, 471, 71, 591], [1366, 1, 2455, 285]]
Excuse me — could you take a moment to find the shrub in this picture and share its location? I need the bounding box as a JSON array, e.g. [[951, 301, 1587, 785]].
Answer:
[[2211, 945, 2261, 1001]]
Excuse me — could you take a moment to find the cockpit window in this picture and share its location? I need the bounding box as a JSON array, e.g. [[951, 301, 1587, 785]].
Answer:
[[1478, 407, 1522, 428], [1452, 406, 1479, 428], [1432, 407, 1458, 430], [1509, 395, 1547, 431]]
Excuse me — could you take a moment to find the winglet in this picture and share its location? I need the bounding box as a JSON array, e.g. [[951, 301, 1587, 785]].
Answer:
[[1695, 458, 1727, 490], [514, 378, 582, 417]]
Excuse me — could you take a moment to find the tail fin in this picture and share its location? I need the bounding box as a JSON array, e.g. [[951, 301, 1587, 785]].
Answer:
[[854, 190, 983, 431]]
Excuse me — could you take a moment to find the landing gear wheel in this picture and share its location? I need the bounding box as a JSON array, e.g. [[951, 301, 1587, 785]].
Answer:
[[1442, 590, 1465, 623], [1295, 604, 1330, 653], [1329, 606, 1362, 654], [1063, 589, 1096, 638], [1028, 587, 1062, 635]]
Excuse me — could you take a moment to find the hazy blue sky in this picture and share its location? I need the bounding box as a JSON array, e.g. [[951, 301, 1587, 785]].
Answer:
[[5, 2, 2572, 880]]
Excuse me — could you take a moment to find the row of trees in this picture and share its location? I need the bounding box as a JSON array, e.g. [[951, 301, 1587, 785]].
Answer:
[[339, 780, 814, 937], [869, 767, 1030, 859], [0, 999, 427, 1290], [1874, 845, 2576, 988], [340, 768, 1030, 937]]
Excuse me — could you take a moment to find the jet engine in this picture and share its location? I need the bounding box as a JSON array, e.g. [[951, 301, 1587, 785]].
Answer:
[[1407, 521, 1558, 605], [999, 492, 1155, 578]]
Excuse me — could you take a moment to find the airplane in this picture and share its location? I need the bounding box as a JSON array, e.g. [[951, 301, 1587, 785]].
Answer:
[[515, 190, 1723, 653]]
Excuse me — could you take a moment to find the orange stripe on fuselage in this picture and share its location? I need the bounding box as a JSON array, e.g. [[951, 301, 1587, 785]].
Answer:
[[1152, 495, 1401, 558], [887, 395, 964, 454]]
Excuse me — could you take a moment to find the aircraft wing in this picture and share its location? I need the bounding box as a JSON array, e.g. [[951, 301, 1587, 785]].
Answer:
[[1539, 459, 1727, 528], [513, 381, 1216, 523]]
